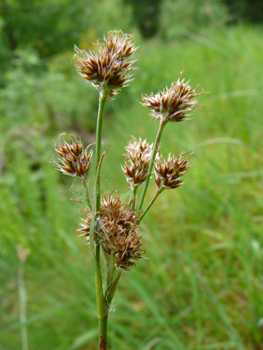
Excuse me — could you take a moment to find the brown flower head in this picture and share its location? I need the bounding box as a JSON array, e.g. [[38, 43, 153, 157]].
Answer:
[[52, 133, 93, 179], [141, 72, 204, 122], [78, 191, 145, 271], [122, 137, 153, 189], [74, 30, 138, 99], [155, 151, 193, 189]]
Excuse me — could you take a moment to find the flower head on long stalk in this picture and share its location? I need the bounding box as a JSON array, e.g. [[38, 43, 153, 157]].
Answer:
[[141, 72, 204, 122], [155, 151, 193, 189], [74, 30, 138, 99], [51, 133, 93, 179], [122, 137, 153, 190], [78, 191, 145, 271]]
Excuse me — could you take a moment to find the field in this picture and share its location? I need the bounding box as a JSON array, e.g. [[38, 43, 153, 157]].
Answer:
[[1, 25, 263, 349]]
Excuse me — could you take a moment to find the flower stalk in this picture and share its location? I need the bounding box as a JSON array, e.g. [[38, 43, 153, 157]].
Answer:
[[95, 91, 107, 212], [138, 118, 167, 211], [81, 178, 91, 209], [139, 187, 164, 223]]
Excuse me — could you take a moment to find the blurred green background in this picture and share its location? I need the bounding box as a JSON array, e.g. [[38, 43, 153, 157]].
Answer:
[[1, 0, 263, 349]]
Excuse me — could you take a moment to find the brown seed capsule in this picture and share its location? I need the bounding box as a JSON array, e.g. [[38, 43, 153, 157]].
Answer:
[[141, 72, 204, 122], [154, 151, 193, 189], [74, 30, 138, 99], [52, 133, 93, 179], [78, 191, 145, 271], [122, 137, 153, 189]]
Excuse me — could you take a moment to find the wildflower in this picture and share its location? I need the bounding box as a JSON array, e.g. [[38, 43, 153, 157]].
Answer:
[[78, 191, 145, 271], [154, 152, 193, 189], [74, 30, 138, 99], [141, 72, 204, 122], [52, 133, 93, 179], [122, 137, 153, 189]]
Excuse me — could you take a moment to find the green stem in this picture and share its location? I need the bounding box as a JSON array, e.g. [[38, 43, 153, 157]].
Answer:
[[18, 263, 29, 350], [89, 89, 108, 349], [138, 119, 167, 211], [81, 179, 91, 209], [95, 91, 107, 213], [132, 186, 138, 211], [139, 187, 164, 223], [99, 314, 108, 350]]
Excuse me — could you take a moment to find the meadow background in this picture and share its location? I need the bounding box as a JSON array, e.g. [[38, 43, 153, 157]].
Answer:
[[1, 0, 263, 349]]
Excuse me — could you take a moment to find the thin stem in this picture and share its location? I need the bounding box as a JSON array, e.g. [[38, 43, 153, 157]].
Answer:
[[89, 89, 108, 349], [95, 91, 107, 213], [138, 119, 167, 211], [139, 187, 164, 223], [89, 161, 108, 349], [81, 179, 91, 209], [132, 186, 138, 211], [18, 263, 29, 350], [99, 314, 108, 350]]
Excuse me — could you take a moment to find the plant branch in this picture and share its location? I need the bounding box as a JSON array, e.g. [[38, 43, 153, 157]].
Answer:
[[138, 119, 167, 211], [139, 187, 164, 223], [132, 186, 138, 211], [81, 179, 91, 209]]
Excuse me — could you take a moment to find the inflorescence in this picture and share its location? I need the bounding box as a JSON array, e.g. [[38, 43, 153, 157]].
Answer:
[[78, 191, 145, 271], [74, 30, 138, 99]]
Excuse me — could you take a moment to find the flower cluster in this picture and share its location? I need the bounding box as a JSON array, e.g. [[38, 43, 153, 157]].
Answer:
[[52, 133, 93, 179], [122, 137, 153, 190], [74, 30, 138, 99], [154, 152, 193, 189], [141, 72, 204, 122], [78, 192, 144, 271]]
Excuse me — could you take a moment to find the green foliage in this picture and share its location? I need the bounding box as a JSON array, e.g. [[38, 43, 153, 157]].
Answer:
[[1, 25, 263, 349], [0, 0, 133, 87], [0, 0, 94, 55], [126, 0, 161, 37], [223, 0, 263, 23], [159, 0, 229, 39], [0, 49, 100, 137]]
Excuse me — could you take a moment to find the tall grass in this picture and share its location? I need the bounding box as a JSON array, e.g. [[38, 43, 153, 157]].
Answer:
[[1, 25, 263, 349]]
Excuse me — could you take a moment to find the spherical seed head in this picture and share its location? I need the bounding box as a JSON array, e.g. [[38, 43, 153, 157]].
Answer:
[[78, 191, 145, 271], [52, 133, 93, 179], [141, 72, 204, 122], [154, 151, 193, 189], [122, 137, 153, 189], [74, 30, 138, 99]]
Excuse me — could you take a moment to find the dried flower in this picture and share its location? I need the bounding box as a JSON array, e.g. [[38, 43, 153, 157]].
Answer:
[[122, 137, 153, 189], [78, 191, 144, 271], [52, 133, 93, 179], [141, 72, 204, 122], [155, 152, 193, 189], [74, 30, 138, 99]]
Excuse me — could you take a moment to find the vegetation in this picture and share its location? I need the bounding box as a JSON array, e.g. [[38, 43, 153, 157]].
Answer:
[[0, 3, 263, 349]]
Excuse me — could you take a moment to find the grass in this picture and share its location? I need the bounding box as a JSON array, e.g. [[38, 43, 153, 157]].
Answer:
[[1, 25, 263, 349]]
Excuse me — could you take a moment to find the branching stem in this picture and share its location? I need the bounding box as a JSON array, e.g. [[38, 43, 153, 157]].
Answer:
[[139, 187, 164, 222], [138, 119, 167, 211]]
